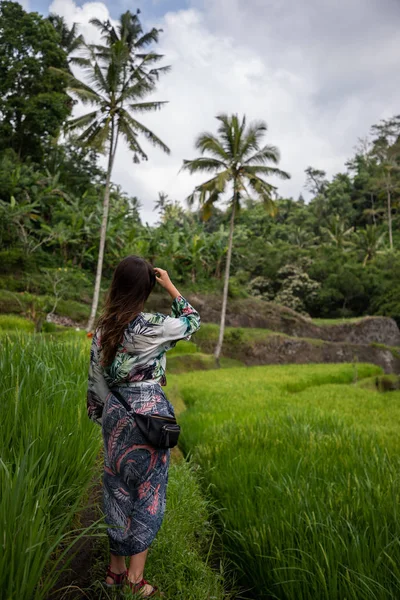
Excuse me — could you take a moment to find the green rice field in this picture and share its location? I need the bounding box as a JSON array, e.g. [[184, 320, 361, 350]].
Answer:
[[2, 328, 400, 600], [0, 334, 101, 600], [174, 363, 400, 600]]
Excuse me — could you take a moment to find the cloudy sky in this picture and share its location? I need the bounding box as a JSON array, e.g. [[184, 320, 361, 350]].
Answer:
[[21, 0, 400, 223]]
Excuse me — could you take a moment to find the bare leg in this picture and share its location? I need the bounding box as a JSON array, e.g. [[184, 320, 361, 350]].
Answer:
[[127, 549, 154, 595], [105, 552, 126, 585]]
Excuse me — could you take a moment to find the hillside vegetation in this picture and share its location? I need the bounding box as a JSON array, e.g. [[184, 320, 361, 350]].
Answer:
[[0, 1, 399, 331]]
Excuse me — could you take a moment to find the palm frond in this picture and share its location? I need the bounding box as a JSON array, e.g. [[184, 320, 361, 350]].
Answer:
[[135, 62, 171, 85], [68, 56, 92, 68], [66, 111, 100, 131], [186, 172, 229, 211], [214, 170, 230, 192], [75, 118, 110, 154], [136, 29, 160, 48], [147, 65, 172, 78], [244, 144, 281, 165], [119, 77, 154, 102], [120, 109, 170, 154], [135, 52, 164, 63], [201, 193, 219, 220], [91, 61, 109, 94], [243, 164, 291, 180], [246, 173, 278, 213], [216, 113, 236, 156], [67, 32, 85, 55], [51, 67, 104, 105], [89, 17, 107, 30], [240, 120, 267, 158], [128, 101, 168, 113], [90, 43, 111, 57], [117, 118, 147, 162], [195, 173, 228, 193], [89, 17, 118, 46], [181, 157, 228, 174], [194, 133, 230, 161], [262, 195, 278, 216], [186, 191, 196, 208], [233, 114, 246, 156], [68, 86, 104, 105]]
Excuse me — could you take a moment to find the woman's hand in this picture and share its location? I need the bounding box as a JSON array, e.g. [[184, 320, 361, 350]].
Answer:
[[154, 267, 172, 289], [154, 267, 181, 299]]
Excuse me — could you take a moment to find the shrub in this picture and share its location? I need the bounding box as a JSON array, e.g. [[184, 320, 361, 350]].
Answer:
[[228, 276, 248, 299], [41, 321, 58, 333], [0, 248, 35, 274], [0, 314, 34, 332], [247, 276, 274, 300], [275, 264, 320, 314], [224, 328, 244, 345]]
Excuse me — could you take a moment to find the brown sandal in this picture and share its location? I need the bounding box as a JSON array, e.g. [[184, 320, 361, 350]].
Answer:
[[126, 577, 163, 597], [104, 565, 127, 588]]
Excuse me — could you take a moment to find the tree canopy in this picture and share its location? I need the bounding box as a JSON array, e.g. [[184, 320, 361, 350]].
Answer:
[[0, 2, 399, 329], [0, 1, 71, 161]]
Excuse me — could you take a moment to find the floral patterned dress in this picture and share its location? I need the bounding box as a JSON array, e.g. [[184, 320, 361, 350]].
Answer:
[[87, 295, 200, 556]]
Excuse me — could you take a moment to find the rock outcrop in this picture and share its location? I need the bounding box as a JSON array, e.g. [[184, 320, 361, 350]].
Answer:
[[224, 335, 400, 374], [148, 293, 400, 346]]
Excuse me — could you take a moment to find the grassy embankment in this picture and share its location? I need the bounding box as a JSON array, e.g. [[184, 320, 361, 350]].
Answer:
[[173, 363, 400, 600], [0, 333, 231, 600]]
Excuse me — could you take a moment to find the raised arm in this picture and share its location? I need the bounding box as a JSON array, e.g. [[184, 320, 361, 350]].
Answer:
[[154, 268, 201, 344], [87, 329, 111, 425]]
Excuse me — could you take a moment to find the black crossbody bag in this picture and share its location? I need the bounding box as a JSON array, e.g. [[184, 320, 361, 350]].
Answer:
[[110, 388, 180, 449]]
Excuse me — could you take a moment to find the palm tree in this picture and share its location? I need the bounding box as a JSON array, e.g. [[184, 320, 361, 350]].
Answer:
[[48, 14, 84, 66], [354, 225, 386, 266], [53, 12, 170, 331], [90, 9, 170, 84], [371, 153, 400, 250], [370, 118, 400, 250], [320, 215, 354, 250], [182, 114, 290, 365], [287, 226, 318, 249]]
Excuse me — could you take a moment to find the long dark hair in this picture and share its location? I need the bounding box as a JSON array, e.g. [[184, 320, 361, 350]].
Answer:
[[97, 255, 156, 366]]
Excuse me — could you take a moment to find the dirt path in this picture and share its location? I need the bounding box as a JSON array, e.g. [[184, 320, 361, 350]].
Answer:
[[47, 462, 104, 600]]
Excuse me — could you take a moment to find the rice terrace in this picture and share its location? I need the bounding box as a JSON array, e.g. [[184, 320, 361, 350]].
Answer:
[[1, 0, 400, 599]]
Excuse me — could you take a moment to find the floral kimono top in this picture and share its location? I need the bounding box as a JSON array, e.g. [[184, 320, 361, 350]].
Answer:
[[87, 295, 201, 426]]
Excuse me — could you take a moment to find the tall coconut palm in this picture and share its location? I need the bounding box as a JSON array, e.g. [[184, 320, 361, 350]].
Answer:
[[48, 14, 84, 66], [182, 114, 290, 365], [370, 117, 400, 250], [370, 151, 400, 250], [53, 12, 170, 331], [90, 9, 170, 84]]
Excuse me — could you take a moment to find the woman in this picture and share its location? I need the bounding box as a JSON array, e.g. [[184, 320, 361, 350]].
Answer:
[[87, 255, 201, 597]]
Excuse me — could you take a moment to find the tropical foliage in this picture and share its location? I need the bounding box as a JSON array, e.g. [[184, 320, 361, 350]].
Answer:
[[0, 1, 399, 330]]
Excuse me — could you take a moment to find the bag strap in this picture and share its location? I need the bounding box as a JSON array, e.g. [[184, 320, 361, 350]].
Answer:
[[110, 388, 132, 412]]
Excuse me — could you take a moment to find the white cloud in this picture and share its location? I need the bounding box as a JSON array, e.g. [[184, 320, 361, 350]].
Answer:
[[49, 0, 112, 44], [48, 0, 400, 224]]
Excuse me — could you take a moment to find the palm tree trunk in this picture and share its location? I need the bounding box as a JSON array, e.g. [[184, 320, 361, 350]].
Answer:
[[387, 179, 393, 250], [214, 196, 236, 367], [370, 193, 376, 225], [87, 119, 118, 332]]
